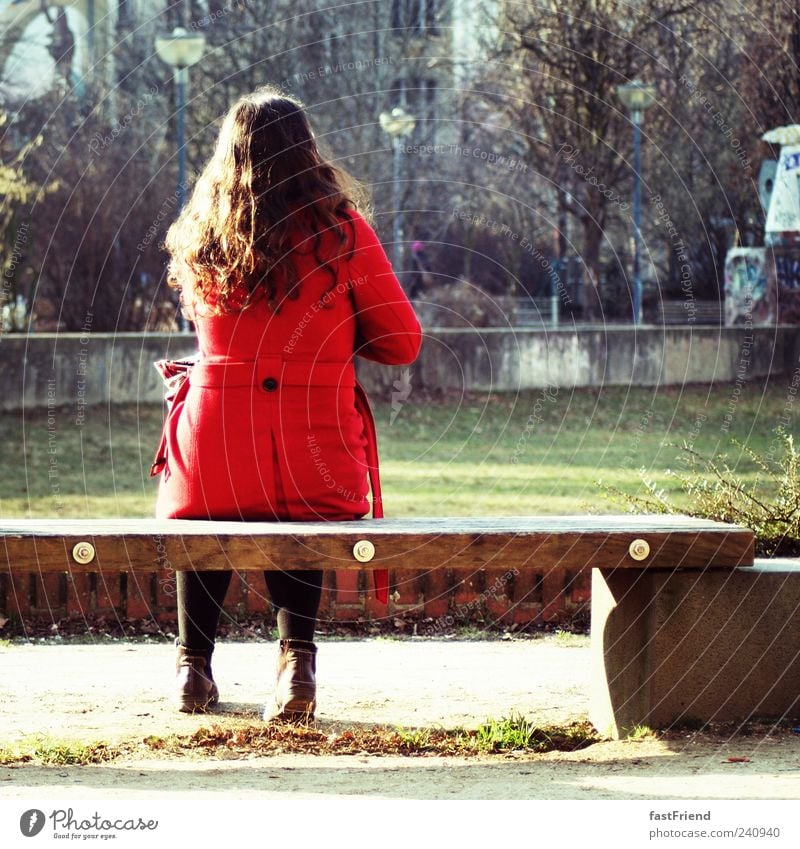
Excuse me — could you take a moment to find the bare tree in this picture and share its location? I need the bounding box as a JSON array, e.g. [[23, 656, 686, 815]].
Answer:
[[490, 0, 709, 319], [10, 0, 785, 332]]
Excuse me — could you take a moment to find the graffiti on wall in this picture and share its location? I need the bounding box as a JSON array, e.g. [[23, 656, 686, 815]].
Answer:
[[724, 247, 800, 325]]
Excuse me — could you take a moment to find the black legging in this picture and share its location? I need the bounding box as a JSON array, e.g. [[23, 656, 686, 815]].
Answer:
[[177, 569, 323, 653]]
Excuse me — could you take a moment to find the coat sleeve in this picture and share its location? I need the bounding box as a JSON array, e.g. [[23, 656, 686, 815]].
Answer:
[[345, 210, 423, 365]]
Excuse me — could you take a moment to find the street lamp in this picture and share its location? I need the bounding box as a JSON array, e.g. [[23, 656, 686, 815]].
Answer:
[[155, 26, 206, 212], [617, 80, 656, 325], [155, 27, 205, 331], [379, 106, 417, 280]]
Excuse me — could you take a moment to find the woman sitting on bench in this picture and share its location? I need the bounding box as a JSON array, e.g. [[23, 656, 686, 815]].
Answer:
[[154, 83, 422, 719]]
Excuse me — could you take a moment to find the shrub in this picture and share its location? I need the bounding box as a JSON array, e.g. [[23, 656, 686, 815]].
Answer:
[[597, 427, 800, 557]]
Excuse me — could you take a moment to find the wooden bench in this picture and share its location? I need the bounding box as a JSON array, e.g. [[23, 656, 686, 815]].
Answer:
[[3, 513, 792, 738]]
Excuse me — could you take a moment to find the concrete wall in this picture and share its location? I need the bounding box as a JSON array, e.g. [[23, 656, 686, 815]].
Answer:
[[1, 325, 798, 411], [360, 324, 800, 393]]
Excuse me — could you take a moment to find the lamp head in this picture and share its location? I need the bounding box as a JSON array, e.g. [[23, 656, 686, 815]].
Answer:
[[379, 106, 417, 138], [616, 80, 656, 114], [155, 27, 206, 70]]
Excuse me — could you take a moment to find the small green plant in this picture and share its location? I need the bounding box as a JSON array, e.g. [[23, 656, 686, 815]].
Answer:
[[0, 735, 115, 765], [598, 427, 800, 557], [627, 724, 656, 741], [472, 711, 597, 753], [475, 712, 532, 751], [395, 727, 432, 749], [554, 629, 585, 647]]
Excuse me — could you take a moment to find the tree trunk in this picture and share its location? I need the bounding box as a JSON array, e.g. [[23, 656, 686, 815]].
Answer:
[[581, 218, 604, 322]]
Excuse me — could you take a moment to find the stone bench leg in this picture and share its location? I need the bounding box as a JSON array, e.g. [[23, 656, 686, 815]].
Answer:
[[590, 563, 800, 739]]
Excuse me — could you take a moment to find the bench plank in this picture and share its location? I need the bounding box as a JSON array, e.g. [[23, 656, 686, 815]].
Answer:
[[0, 515, 754, 573]]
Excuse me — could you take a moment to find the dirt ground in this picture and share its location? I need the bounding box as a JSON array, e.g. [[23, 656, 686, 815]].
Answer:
[[1, 636, 799, 800]]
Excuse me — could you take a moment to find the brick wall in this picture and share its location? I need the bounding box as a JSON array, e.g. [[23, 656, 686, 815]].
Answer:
[[0, 566, 591, 634]]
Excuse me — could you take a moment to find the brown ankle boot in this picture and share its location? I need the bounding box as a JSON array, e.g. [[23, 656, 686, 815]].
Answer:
[[263, 639, 317, 722], [174, 639, 219, 713]]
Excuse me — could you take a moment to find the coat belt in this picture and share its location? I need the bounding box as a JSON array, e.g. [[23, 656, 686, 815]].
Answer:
[[190, 357, 356, 388]]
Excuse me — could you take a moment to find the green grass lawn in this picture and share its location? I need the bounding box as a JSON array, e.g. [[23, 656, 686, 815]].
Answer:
[[0, 379, 793, 519]]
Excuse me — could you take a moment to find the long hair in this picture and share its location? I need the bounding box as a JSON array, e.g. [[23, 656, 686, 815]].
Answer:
[[163, 84, 371, 317]]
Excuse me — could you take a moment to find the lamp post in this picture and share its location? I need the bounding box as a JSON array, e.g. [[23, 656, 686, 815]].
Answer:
[[617, 80, 656, 325], [379, 106, 417, 280], [155, 27, 206, 212], [155, 27, 205, 331]]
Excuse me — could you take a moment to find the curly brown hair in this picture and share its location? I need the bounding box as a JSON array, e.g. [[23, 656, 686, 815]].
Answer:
[[163, 84, 372, 317]]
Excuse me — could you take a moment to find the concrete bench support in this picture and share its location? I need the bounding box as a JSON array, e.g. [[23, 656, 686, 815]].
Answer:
[[591, 561, 800, 738]]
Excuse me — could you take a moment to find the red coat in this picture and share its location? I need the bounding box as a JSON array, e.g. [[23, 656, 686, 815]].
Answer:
[[154, 208, 422, 527]]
